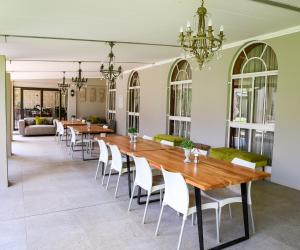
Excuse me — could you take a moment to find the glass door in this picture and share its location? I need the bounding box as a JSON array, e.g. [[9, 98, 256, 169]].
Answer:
[[23, 89, 42, 118]]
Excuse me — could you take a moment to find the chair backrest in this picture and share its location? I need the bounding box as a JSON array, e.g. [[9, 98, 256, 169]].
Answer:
[[160, 140, 174, 146], [231, 157, 256, 204], [69, 127, 77, 144], [109, 145, 123, 172], [142, 135, 153, 141], [161, 167, 189, 216], [97, 140, 109, 164], [132, 156, 153, 192]]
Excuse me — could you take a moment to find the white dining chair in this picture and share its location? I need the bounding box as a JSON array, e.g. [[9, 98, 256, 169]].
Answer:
[[57, 122, 65, 143], [95, 140, 111, 185], [203, 157, 256, 234], [128, 156, 165, 224], [155, 168, 219, 250], [160, 140, 174, 146], [142, 135, 153, 141], [106, 145, 135, 198], [69, 127, 90, 158]]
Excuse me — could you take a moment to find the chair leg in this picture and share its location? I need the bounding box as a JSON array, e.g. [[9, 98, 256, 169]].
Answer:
[[228, 204, 232, 218], [177, 217, 186, 250], [114, 174, 121, 198], [106, 168, 112, 190], [128, 185, 136, 212], [95, 161, 101, 180], [155, 204, 165, 236], [249, 204, 255, 234], [159, 189, 163, 205], [216, 208, 220, 243], [218, 206, 222, 231], [142, 193, 151, 224], [101, 163, 108, 186]]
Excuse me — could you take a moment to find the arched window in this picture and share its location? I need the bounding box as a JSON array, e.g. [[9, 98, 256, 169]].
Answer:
[[127, 71, 140, 131], [228, 42, 278, 165], [107, 80, 116, 120], [168, 60, 192, 138]]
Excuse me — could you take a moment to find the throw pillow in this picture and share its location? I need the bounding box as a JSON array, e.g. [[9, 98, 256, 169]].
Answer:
[[35, 117, 43, 125]]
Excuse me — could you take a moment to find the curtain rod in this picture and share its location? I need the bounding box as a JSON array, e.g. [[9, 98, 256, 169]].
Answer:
[[1, 34, 181, 48]]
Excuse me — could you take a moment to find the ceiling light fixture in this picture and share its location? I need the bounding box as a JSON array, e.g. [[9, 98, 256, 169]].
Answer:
[[179, 0, 225, 69], [100, 42, 122, 83], [57, 71, 70, 96], [72, 61, 88, 90]]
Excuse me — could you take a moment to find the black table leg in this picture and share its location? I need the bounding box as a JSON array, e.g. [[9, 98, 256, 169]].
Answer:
[[208, 182, 249, 250], [126, 155, 132, 198], [194, 187, 205, 250]]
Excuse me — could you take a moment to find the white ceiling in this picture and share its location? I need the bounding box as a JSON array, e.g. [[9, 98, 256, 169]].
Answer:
[[0, 0, 299, 80]]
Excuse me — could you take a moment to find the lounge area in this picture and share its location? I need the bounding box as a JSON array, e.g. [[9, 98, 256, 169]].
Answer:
[[0, 1, 300, 250]]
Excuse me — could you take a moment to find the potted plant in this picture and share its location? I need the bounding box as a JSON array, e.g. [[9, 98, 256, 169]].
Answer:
[[86, 119, 92, 129], [128, 127, 137, 143], [180, 139, 194, 163]]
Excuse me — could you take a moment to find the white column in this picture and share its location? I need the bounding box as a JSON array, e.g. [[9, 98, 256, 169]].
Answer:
[[0, 56, 8, 188], [6, 73, 12, 157]]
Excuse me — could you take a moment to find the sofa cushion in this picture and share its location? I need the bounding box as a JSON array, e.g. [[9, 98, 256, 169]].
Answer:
[[153, 134, 185, 147], [25, 118, 35, 126], [25, 125, 56, 136], [209, 147, 268, 167], [42, 117, 54, 125]]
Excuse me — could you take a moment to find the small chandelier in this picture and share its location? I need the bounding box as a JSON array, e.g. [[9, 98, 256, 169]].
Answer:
[[179, 0, 225, 69], [100, 42, 122, 82], [72, 61, 88, 90], [58, 71, 70, 96]]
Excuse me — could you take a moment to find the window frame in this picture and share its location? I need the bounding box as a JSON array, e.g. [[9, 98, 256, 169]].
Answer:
[[167, 59, 192, 139], [126, 71, 140, 132], [106, 80, 116, 120], [227, 41, 278, 164]]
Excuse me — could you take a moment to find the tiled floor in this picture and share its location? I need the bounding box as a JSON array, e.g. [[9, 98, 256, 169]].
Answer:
[[1, 135, 299, 250]]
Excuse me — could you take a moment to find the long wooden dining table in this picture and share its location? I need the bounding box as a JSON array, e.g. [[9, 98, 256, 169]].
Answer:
[[99, 135, 270, 250]]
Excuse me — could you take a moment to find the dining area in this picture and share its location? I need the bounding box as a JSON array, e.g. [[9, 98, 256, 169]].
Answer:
[[56, 123, 270, 250]]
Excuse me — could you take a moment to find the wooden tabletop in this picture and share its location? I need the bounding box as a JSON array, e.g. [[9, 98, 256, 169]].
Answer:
[[60, 120, 86, 128], [129, 147, 270, 191], [70, 125, 113, 134], [97, 135, 173, 154]]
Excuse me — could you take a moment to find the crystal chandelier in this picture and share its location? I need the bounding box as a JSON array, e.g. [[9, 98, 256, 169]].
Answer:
[[72, 61, 88, 90], [179, 0, 225, 69], [57, 71, 70, 96], [100, 42, 122, 82]]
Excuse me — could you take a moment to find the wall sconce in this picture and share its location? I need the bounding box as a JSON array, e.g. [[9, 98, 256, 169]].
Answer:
[[70, 89, 75, 97]]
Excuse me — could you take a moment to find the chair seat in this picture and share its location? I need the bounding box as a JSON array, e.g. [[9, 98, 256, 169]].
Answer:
[[152, 175, 165, 193], [203, 188, 242, 207], [204, 188, 240, 201], [188, 192, 218, 215], [153, 175, 164, 186]]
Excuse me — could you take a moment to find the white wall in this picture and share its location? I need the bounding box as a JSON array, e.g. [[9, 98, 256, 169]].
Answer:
[[76, 79, 106, 119]]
